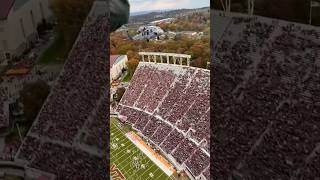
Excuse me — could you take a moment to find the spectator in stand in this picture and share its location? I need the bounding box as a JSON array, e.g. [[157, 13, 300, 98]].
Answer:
[[117, 63, 210, 178], [212, 14, 320, 179]]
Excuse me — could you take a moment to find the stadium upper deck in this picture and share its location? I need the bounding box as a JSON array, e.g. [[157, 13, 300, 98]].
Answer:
[[14, 11, 109, 180], [212, 10, 320, 179], [117, 62, 210, 180]]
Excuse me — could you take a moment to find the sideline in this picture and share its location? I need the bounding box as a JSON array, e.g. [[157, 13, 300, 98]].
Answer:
[[126, 131, 175, 177]]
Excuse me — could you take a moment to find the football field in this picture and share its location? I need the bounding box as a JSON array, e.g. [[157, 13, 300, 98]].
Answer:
[[110, 119, 173, 180]]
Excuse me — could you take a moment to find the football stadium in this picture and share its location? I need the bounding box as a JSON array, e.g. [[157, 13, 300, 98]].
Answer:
[[111, 53, 210, 180]]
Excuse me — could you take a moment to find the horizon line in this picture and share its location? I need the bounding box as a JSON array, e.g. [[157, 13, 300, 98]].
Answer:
[[130, 6, 209, 14]]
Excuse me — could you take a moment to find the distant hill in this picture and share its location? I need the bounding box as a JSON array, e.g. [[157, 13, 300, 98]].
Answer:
[[130, 10, 172, 16], [129, 7, 210, 24]]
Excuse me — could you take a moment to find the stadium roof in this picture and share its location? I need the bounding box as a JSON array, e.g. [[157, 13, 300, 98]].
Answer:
[[0, 0, 15, 20]]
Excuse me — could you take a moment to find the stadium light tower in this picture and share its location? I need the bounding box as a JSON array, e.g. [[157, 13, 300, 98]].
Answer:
[[248, 0, 255, 15], [310, 0, 320, 24]]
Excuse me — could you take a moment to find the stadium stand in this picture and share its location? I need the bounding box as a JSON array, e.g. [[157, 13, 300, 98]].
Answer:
[[212, 10, 320, 179], [117, 62, 210, 179], [212, 13, 232, 47], [15, 13, 109, 179], [0, 161, 56, 179], [0, 88, 9, 129]]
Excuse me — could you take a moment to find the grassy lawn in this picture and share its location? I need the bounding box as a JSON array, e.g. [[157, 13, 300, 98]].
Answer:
[[37, 33, 68, 65], [122, 73, 132, 82], [110, 118, 172, 180]]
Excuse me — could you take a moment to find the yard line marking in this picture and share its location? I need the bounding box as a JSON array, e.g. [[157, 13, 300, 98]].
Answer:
[[111, 118, 172, 180], [113, 142, 135, 157]]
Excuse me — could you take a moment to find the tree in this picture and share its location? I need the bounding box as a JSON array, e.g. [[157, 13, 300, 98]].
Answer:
[[115, 87, 126, 101], [20, 81, 50, 122], [192, 57, 207, 69], [126, 58, 139, 78], [50, 0, 94, 49]]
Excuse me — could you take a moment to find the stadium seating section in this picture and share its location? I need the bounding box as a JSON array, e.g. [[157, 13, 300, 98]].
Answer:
[[15, 15, 109, 179], [117, 63, 210, 178], [0, 88, 9, 129], [212, 11, 320, 179]]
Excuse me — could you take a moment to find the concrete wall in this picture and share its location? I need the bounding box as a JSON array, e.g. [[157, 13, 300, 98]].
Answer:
[[0, 0, 53, 63]]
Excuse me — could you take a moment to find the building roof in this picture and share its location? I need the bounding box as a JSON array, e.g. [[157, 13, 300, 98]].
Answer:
[[110, 55, 120, 66], [0, 0, 15, 20], [110, 55, 127, 66]]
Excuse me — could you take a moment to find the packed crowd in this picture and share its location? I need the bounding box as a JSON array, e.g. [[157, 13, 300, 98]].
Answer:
[[19, 136, 105, 179], [0, 87, 9, 128], [185, 149, 210, 178], [202, 166, 210, 180], [117, 63, 210, 178], [83, 91, 108, 150], [212, 13, 320, 179], [16, 15, 109, 179]]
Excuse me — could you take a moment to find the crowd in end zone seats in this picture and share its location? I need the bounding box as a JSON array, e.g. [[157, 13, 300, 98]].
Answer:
[[212, 12, 320, 179], [117, 63, 210, 178], [0, 88, 9, 129], [16, 15, 109, 179]]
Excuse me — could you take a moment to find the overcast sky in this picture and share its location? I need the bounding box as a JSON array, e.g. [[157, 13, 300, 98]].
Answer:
[[128, 0, 210, 13]]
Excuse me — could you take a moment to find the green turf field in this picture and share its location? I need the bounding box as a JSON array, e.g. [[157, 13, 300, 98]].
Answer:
[[110, 119, 173, 180]]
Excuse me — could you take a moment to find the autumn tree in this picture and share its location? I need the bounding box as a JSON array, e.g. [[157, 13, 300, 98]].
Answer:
[[126, 58, 139, 78], [50, 0, 94, 49], [115, 87, 126, 101], [20, 81, 50, 122], [127, 50, 139, 61], [191, 57, 207, 69], [111, 24, 210, 76]]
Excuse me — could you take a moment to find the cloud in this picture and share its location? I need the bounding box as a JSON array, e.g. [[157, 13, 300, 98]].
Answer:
[[129, 0, 209, 13]]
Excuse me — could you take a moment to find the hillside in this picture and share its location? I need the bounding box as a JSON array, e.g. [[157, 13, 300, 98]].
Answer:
[[129, 7, 210, 24], [111, 8, 210, 79]]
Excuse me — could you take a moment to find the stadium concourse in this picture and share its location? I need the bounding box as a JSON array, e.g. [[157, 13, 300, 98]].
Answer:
[[13, 9, 109, 180], [212, 10, 320, 179], [116, 62, 210, 180]]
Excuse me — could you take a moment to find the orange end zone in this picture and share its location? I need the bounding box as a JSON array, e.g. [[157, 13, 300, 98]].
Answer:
[[127, 132, 176, 174]]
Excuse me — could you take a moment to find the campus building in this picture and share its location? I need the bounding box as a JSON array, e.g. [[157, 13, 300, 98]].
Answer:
[[110, 55, 128, 81], [0, 0, 52, 64]]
